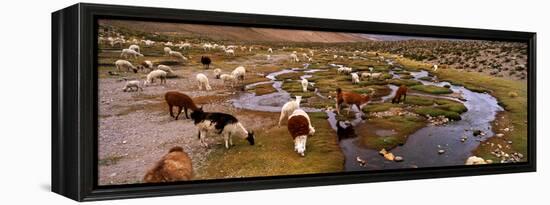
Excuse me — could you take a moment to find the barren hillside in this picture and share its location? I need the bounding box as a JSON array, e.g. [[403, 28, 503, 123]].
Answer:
[[100, 19, 375, 43]]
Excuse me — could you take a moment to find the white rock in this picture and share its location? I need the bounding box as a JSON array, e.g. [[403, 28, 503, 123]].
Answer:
[[465, 156, 487, 165], [394, 156, 404, 162]]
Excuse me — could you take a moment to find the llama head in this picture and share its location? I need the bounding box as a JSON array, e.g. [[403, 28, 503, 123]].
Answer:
[[190, 107, 204, 122], [246, 131, 255, 145]]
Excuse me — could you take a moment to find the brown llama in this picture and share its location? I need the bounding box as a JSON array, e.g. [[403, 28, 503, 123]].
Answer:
[[164, 91, 199, 120], [143, 146, 193, 183], [336, 88, 370, 115], [391, 85, 408, 104]]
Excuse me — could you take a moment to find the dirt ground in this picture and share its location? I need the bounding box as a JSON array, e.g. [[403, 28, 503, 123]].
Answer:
[[98, 65, 271, 185]]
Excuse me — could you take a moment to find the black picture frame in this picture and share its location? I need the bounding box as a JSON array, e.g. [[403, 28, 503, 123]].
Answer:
[[52, 3, 536, 201]]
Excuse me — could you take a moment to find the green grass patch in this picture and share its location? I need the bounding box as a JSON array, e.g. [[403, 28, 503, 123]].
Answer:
[[419, 76, 432, 81], [388, 79, 422, 86], [196, 112, 343, 179], [363, 103, 403, 113], [404, 95, 467, 120], [410, 85, 453, 94], [360, 115, 426, 150], [281, 80, 315, 98], [275, 72, 304, 80], [404, 95, 435, 106], [247, 83, 277, 96], [400, 74, 413, 79]]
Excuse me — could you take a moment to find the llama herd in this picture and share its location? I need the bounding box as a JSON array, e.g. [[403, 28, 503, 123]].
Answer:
[[112, 42, 254, 93], [104, 38, 417, 183]]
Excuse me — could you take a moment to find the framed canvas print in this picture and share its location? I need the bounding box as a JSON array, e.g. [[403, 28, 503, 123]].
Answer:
[[52, 3, 536, 201]]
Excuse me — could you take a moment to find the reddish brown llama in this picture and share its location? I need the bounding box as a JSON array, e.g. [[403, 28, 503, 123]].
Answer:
[[164, 91, 199, 120], [391, 85, 408, 104], [143, 146, 193, 183], [336, 88, 370, 115]]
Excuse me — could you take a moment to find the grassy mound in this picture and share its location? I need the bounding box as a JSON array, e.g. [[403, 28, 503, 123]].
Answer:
[[360, 115, 426, 150], [388, 79, 422, 86], [410, 85, 453, 94]]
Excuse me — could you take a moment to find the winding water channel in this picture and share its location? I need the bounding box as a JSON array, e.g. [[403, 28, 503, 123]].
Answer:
[[231, 65, 503, 171]]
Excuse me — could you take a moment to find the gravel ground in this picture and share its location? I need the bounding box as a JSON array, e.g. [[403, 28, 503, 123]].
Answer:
[[98, 65, 275, 185]]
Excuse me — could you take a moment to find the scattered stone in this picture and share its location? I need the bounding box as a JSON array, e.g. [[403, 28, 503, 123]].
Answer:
[[109, 173, 117, 177], [427, 115, 449, 126], [384, 153, 395, 161], [438, 149, 445, 154], [465, 156, 487, 165], [460, 136, 468, 142], [507, 140, 513, 144], [356, 156, 367, 167], [496, 133, 504, 137], [503, 127, 510, 132], [473, 130, 482, 136], [486, 159, 493, 164], [371, 107, 419, 118], [122, 140, 127, 144], [394, 156, 404, 162], [379, 148, 395, 161]]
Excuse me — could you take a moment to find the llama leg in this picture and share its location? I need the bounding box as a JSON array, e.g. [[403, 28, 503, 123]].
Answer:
[[278, 112, 286, 127], [199, 130, 209, 148], [403, 93, 406, 104], [302, 137, 307, 156], [229, 134, 234, 147], [175, 106, 182, 120], [184, 107, 189, 119], [335, 102, 340, 115], [168, 105, 174, 118], [356, 104, 362, 113], [223, 133, 230, 149]]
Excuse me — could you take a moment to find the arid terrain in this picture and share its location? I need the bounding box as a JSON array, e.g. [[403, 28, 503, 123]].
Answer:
[[98, 20, 528, 185]]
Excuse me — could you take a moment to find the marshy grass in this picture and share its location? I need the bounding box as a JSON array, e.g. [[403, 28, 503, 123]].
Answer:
[[195, 112, 344, 179]]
